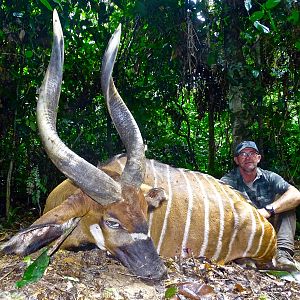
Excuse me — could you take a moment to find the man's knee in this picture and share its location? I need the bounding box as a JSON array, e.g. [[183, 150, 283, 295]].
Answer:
[[270, 209, 296, 233]]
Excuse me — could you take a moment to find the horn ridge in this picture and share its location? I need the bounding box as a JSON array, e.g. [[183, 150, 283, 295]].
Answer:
[[37, 10, 122, 205], [101, 25, 145, 187]]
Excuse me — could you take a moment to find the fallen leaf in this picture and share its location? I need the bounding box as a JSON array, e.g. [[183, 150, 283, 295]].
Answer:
[[16, 248, 50, 288], [234, 282, 246, 292], [177, 281, 214, 299]]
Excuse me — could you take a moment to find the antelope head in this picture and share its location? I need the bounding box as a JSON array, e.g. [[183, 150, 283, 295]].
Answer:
[[2, 10, 167, 280]]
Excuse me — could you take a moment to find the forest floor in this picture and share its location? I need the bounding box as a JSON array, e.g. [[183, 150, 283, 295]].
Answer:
[[0, 216, 300, 300]]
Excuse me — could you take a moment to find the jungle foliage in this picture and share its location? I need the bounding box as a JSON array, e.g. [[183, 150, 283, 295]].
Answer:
[[0, 0, 299, 225]]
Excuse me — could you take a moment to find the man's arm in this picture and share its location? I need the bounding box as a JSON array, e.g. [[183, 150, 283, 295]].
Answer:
[[258, 185, 300, 218], [220, 170, 237, 189]]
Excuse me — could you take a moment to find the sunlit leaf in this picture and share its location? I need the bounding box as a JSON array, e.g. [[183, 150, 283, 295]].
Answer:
[[16, 248, 50, 288], [23, 256, 32, 266], [266, 270, 291, 278], [244, 0, 252, 11], [250, 11, 264, 22], [259, 294, 269, 300], [13, 12, 24, 17], [252, 70, 260, 78], [254, 21, 270, 33], [204, 262, 213, 270], [265, 0, 281, 10], [39, 0, 52, 11], [165, 286, 177, 298]]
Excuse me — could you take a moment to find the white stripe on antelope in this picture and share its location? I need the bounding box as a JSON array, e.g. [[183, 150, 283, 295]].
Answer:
[[0, 10, 276, 280], [100, 155, 276, 265]]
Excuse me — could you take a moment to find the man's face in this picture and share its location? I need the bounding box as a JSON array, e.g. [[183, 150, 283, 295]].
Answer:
[[234, 147, 261, 173]]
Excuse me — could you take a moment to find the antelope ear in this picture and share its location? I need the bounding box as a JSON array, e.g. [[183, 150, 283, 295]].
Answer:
[[99, 163, 121, 181], [144, 187, 167, 209], [0, 218, 80, 256], [102, 169, 121, 181]]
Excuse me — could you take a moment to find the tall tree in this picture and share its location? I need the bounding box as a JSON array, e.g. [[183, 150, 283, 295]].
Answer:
[[223, 0, 250, 150]]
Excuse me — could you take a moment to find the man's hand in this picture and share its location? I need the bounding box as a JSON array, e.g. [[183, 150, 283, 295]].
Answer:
[[258, 186, 300, 219], [257, 208, 271, 219]]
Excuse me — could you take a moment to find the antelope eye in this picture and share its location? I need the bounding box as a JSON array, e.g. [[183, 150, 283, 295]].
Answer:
[[104, 219, 122, 229]]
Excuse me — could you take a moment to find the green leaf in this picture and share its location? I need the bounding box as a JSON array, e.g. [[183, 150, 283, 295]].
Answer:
[[29, 121, 37, 132], [39, 0, 53, 11], [250, 11, 265, 22], [25, 50, 33, 58], [288, 10, 299, 25], [254, 21, 270, 33], [53, 0, 63, 11], [259, 294, 269, 300], [266, 270, 291, 278], [244, 0, 252, 11], [165, 286, 177, 298], [207, 52, 216, 66], [295, 41, 300, 51], [265, 0, 281, 10], [16, 249, 50, 288], [23, 256, 32, 266]]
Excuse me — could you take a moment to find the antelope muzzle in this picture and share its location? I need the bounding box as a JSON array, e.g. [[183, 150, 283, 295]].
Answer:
[[114, 237, 167, 280]]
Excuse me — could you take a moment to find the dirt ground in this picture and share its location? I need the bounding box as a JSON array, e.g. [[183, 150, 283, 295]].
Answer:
[[1, 213, 300, 300], [0, 240, 300, 300]]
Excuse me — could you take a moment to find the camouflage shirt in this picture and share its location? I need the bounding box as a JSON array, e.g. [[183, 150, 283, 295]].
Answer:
[[220, 167, 290, 209]]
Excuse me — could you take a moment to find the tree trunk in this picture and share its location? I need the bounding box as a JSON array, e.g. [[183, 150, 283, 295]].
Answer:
[[6, 160, 14, 218], [223, 0, 249, 151], [5, 99, 18, 219], [207, 100, 215, 175]]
